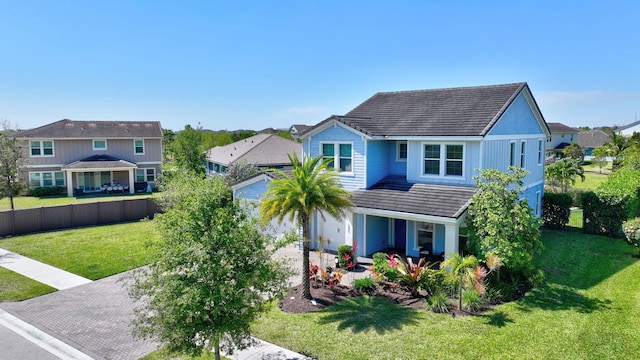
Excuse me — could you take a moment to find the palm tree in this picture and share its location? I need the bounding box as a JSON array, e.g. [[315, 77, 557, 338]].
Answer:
[[260, 153, 353, 300], [545, 158, 585, 193], [441, 253, 479, 311], [603, 127, 630, 170]]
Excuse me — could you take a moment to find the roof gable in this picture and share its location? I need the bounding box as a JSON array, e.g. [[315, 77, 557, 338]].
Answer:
[[17, 119, 163, 139], [313, 82, 528, 137]]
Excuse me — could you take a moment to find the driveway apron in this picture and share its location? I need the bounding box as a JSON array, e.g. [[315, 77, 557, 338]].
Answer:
[[0, 271, 156, 360]]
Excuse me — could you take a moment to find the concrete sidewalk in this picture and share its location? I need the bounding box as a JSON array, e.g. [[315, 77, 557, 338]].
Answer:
[[0, 248, 92, 290], [0, 245, 312, 360]]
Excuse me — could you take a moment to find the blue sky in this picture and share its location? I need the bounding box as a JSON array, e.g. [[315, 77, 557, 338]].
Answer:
[[1, 1, 639, 131]]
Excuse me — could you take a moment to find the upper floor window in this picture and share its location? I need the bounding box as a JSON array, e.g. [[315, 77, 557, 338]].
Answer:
[[538, 140, 543, 165], [422, 143, 464, 177], [93, 139, 107, 150], [134, 139, 145, 155], [520, 140, 526, 167], [30, 140, 54, 157], [396, 141, 407, 161], [321, 142, 352, 173], [510, 141, 517, 166]]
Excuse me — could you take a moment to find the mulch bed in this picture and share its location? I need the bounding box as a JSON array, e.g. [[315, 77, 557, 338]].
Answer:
[[279, 283, 428, 314]]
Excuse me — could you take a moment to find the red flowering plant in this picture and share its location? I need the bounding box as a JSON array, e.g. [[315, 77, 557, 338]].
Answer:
[[622, 217, 640, 257], [389, 254, 436, 297]]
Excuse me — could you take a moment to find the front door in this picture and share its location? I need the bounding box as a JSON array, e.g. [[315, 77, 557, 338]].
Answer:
[[394, 219, 406, 249]]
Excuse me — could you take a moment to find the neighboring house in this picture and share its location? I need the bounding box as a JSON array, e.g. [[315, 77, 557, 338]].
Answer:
[[290, 124, 311, 139], [234, 82, 550, 260], [16, 119, 163, 197], [546, 122, 579, 159], [578, 129, 610, 157], [618, 119, 640, 136], [205, 133, 301, 175]]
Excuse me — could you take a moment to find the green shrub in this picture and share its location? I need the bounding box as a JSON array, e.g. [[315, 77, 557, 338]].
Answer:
[[461, 289, 484, 312], [28, 186, 65, 197], [353, 277, 376, 293], [337, 244, 353, 268], [426, 292, 450, 313], [372, 252, 401, 281], [542, 192, 573, 229], [597, 168, 640, 218], [582, 191, 627, 237]]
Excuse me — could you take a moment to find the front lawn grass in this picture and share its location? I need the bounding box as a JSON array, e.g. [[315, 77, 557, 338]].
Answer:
[[0, 192, 155, 211], [0, 267, 56, 301], [251, 229, 640, 359], [0, 220, 159, 280]]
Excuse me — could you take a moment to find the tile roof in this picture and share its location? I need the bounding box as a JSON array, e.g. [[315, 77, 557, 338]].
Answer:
[[308, 82, 529, 137], [205, 134, 302, 167], [352, 176, 476, 218], [16, 119, 163, 139], [547, 122, 578, 133]]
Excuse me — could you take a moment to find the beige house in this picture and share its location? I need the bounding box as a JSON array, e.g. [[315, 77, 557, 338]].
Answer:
[[16, 119, 163, 196]]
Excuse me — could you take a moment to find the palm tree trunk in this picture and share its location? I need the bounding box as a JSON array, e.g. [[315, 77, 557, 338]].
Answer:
[[301, 212, 311, 300]]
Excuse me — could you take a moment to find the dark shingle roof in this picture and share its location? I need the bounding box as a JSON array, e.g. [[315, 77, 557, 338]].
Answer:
[[352, 176, 476, 218], [312, 82, 528, 137], [547, 122, 578, 133], [17, 119, 163, 139], [578, 129, 609, 149], [61, 155, 137, 170]]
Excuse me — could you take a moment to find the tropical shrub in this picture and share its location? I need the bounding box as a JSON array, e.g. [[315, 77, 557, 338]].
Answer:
[[337, 244, 356, 270], [372, 252, 401, 281], [461, 289, 484, 312], [389, 254, 436, 297], [426, 291, 450, 313], [353, 277, 376, 294], [622, 217, 640, 257]]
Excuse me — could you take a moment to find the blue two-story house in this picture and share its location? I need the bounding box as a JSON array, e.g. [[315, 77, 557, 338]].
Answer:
[[235, 82, 549, 260]]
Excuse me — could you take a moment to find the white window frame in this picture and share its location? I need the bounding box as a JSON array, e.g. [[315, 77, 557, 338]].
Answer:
[[421, 142, 465, 178], [396, 141, 408, 161], [414, 222, 435, 252], [93, 139, 107, 150], [537, 139, 543, 165], [319, 142, 354, 174], [135, 168, 156, 182], [520, 140, 526, 168], [30, 140, 55, 157], [29, 171, 65, 187], [535, 191, 542, 217], [134, 139, 145, 155]]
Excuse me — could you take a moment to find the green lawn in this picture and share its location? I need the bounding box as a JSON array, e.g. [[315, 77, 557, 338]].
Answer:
[[0, 267, 56, 301], [250, 229, 640, 359], [0, 192, 155, 211], [0, 220, 159, 280]]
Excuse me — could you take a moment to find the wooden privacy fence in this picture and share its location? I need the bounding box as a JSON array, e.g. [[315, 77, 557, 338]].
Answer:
[[0, 198, 160, 237]]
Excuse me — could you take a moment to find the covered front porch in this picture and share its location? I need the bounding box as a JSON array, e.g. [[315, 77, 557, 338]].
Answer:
[[61, 155, 137, 197], [349, 176, 476, 261]]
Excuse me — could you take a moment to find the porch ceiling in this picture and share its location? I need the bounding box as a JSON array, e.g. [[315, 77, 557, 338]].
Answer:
[[61, 155, 137, 171], [352, 176, 476, 219]]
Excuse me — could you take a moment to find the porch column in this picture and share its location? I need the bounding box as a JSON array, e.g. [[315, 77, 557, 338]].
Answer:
[[443, 223, 459, 260], [66, 171, 74, 197], [128, 169, 135, 194]]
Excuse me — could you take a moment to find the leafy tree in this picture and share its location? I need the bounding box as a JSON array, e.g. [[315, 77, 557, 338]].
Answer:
[[545, 158, 585, 193], [276, 129, 295, 141], [129, 174, 291, 360], [201, 131, 234, 152], [591, 146, 610, 174], [0, 121, 27, 210], [260, 154, 353, 300], [172, 125, 205, 176], [222, 160, 258, 187], [467, 167, 542, 274], [231, 131, 257, 142], [562, 142, 585, 163], [162, 128, 176, 162]]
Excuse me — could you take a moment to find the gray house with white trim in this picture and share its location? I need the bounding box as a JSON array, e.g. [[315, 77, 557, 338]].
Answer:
[[16, 119, 163, 196]]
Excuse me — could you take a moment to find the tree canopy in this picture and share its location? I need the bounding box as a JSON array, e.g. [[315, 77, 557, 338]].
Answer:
[[171, 125, 206, 176], [0, 121, 27, 209], [260, 154, 353, 299], [129, 174, 291, 359]]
